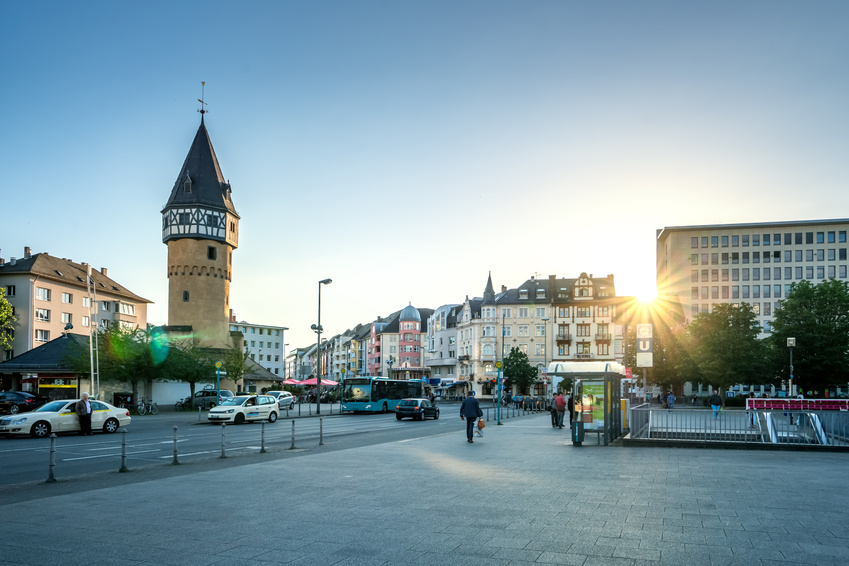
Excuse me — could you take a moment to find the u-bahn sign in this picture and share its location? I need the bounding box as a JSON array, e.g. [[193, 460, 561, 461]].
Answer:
[[636, 324, 653, 368]]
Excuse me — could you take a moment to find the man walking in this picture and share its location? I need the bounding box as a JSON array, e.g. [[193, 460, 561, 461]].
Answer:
[[460, 391, 483, 443], [554, 390, 567, 429], [75, 392, 93, 436], [709, 389, 723, 419], [666, 391, 676, 410]]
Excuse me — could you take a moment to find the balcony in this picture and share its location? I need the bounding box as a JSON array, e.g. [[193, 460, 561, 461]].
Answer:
[[595, 334, 611, 343], [554, 332, 572, 343], [576, 353, 593, 359], [458, 355, 470, 363]]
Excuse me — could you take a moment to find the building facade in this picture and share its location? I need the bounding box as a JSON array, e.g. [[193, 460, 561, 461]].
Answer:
[[0, 247, 150, 362], [657, 219, 849, 334], [229, 319, 288, 377]]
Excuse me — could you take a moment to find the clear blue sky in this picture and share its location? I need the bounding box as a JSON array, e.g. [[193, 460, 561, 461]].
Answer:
[[3, 1, 848, 349]]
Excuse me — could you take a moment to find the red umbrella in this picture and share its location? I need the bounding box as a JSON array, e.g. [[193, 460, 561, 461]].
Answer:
[[281, 379, 300, 385], [297, 378, 338, 386]]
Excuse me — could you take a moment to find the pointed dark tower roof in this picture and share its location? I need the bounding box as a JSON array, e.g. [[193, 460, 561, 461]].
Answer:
[[162, 117, 239, 217], [483, 271, 495, 305]]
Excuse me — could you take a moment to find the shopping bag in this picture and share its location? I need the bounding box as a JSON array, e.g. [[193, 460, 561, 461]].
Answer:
[[477, 418, 485, 429]]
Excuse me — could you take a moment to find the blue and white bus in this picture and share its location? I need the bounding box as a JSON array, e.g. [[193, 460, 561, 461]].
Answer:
[[342, 377, 424, 413]]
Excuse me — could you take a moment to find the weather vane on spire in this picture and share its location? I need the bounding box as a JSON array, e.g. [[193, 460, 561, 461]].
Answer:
[[197, 81, 208, 116]]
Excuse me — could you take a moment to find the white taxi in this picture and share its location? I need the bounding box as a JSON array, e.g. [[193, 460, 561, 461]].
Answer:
[[0, 399, 132, 438], [207, 395, 279, 424]]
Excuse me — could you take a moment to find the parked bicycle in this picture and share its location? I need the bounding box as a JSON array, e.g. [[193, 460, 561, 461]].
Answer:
[[137, 397, 159, 416], [174, 396, 192, 411]]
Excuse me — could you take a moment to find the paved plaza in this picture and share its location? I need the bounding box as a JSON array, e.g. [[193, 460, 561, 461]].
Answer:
[[3, 412, 848, 566]]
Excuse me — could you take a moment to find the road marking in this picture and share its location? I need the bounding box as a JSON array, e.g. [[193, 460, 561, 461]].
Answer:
[[62, 449, 161, 461]]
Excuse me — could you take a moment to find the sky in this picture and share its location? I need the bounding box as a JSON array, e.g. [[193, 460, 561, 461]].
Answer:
[[3, 1, 849, 350]]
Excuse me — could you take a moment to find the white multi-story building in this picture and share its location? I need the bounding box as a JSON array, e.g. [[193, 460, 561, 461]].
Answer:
[[424, 303, 461, 388], [657, 219, 849, 334], [229, 319, 288, 377]]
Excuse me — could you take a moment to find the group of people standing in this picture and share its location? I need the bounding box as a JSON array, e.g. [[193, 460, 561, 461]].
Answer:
[[550, 390, 574, 429]]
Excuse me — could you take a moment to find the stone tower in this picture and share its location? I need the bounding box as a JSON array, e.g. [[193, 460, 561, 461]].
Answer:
[[161, 115, 239, 348]]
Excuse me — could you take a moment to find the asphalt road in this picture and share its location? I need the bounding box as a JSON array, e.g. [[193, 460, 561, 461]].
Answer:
[[0, 402, 523, 487]]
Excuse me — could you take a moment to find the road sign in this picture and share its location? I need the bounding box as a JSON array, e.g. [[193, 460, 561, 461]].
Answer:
[[636, 324, 653, 367], [215, 361, 222, 369], [495, 361, 503, 369]]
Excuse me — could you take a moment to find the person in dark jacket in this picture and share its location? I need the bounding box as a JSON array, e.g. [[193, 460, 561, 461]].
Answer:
[[460, 391, 483, 443], [709, 390, 723, 419]]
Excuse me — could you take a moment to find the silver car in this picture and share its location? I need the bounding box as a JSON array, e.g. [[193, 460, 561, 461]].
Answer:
[[266, 390, 296, 410]]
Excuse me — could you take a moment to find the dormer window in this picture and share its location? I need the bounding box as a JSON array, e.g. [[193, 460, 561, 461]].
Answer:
[[536, 289, 545, 299], [519, 290, 528, 299]]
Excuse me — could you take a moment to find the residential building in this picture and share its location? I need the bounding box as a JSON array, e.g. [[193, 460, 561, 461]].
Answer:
[[228, 318, 288, 377], [657, 219, 849, 334], [424, 303, 461, 389], [0, 247, 151, 368]]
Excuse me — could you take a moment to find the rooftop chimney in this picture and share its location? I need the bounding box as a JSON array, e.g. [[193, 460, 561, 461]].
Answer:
[[101, 267, 108, 277], [24, 247, 31, 259], [10, 257, 16, 266], [501, 285, 507, 292]]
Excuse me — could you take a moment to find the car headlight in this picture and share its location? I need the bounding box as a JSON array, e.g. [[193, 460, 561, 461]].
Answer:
[[226, 409, 234, 413], [12, 417, 28, 425]]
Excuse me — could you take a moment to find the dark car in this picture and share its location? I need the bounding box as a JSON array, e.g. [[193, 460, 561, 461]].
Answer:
[[191, 389, 234, 409], [0, 391, 51, 415], [395, 398, 439, 421]]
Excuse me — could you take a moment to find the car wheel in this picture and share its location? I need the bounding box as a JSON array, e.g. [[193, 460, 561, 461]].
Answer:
[[10, 405, 19, 415], [434, 409, 439, 420], [396, 414, 402, 420], [32, 421, 51, 438], [208, 402, 217, 409], [268, 412, 278, 423], [103, 418, 120, 433], [234, 413, 245, 425]]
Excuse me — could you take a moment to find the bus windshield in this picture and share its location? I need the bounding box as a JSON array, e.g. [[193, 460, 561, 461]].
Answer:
[[343, 379, 372, 402]]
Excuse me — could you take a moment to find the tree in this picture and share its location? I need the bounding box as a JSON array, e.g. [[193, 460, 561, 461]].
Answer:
[[502, 347, 537, 394], [621, 314, 694, 394], [686, 303, 769, 392], [768, 279, 849, 394], [161, 341, 215, 397], [67, 326, 159, 398], [0, 288, 15, 351], [222, 346, 249, 391]]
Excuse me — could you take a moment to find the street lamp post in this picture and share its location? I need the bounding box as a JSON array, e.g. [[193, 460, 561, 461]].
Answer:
[[280, 327, 289, 381], [314, 278, 332, 414], [787, 337, 796, 397], [541, 316, 550, 398]]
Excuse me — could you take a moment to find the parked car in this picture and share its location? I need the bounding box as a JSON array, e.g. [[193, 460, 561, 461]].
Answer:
[[0, 391, 51, 415], [267, 391, 295, 410], [395, 398, 439, 421], [191, 389, 234, 409], [207, 395, 279, 424], [0, 399, 131, 438]]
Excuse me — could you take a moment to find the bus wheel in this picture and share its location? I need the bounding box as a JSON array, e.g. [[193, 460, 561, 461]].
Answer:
[[382, 402, 388, 413]]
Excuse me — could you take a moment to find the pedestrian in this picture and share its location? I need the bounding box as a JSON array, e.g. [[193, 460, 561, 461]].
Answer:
[[549, 393, 558, 427], [567, 392, 575, 428], [657, 393, 662, 405], [692, 394, 697, 406], [554, 390, 567, 429], [708, 389, 723, 419], [75, 392, 93, 436], [666, 391, 676, 410], [460, 391, 483, 443]]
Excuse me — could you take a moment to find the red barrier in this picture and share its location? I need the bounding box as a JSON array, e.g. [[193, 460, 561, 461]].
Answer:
[[745, 398, 849, 411]]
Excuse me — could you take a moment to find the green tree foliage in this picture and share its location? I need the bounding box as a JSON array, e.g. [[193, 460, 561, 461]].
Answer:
[[67, 326, 159, 398], [161, 341, 215, 396], [502, 347, 537, 394], [222, 346, 249, 391], [769, 279, 849, 394], [686, 303, 769, 391], [621, 315, 694, 394], [0, 288, 15, 351]]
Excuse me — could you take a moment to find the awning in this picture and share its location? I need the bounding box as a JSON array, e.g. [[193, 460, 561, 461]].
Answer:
[[444, 381, 467, 388]]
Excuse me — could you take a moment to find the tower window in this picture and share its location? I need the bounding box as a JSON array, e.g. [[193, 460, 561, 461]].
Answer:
[[183, 176, 191, 193], [182, 291, 190, 302], [207, 246, 217, 261]]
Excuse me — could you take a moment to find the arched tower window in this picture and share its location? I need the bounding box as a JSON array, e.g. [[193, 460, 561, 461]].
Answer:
[[182, 291, 190, 302]]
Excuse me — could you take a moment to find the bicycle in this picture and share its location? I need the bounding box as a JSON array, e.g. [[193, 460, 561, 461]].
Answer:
[[137, 397, 159, 416], [174, 396, 191, 411]]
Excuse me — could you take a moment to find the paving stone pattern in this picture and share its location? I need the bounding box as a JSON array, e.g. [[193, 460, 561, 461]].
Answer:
[[3, 413, 848, 565]]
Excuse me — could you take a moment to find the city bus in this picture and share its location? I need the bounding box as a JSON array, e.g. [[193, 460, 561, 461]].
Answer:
[[342, 377, 424, 413]]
